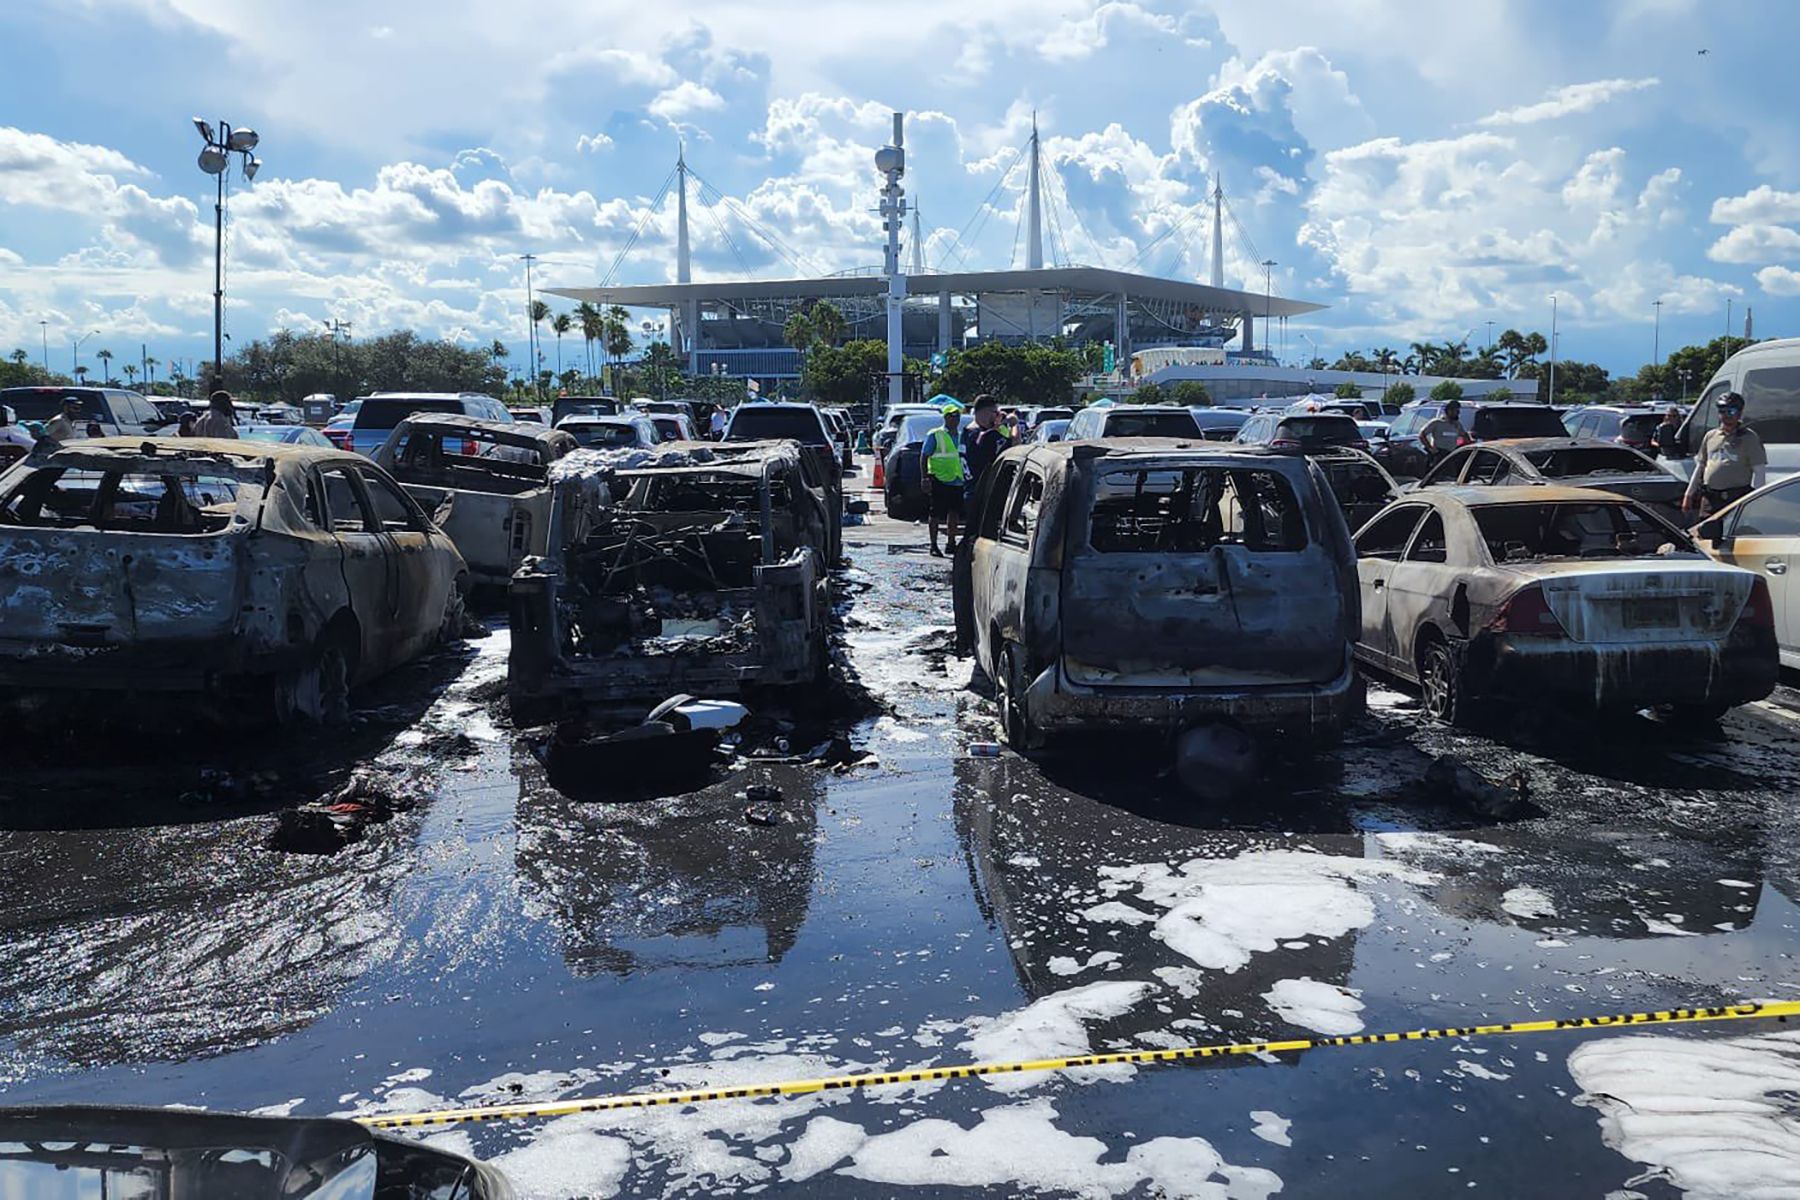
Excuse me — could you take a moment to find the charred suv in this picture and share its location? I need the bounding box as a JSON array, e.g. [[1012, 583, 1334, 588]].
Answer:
[[952, 440, 1362, 749], [0, 438, 467, 725], [509, 439, 834, 724]]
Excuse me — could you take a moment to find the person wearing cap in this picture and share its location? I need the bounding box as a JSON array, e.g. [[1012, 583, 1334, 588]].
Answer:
[[961, 393, 1011, 494], [1417, 399, 1468, 466], [194, 390, 239, 439], [1683, 392, 1765, 518], [924, 403, 966, 557]]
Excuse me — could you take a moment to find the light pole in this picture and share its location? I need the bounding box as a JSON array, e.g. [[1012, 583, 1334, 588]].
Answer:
[[192, 117, 263, 393], [38, 321, 48, 374], [1260, 259, 1276, 358], [1485, 320, 1495, 350], [1651, 298, 1662, 365], [72, 330, 95, 378], [1548, 295, 1558, 406], [326, 317, 352, 399], [1680, 367, 1692, 402], [1725, 297, 1733, 348]]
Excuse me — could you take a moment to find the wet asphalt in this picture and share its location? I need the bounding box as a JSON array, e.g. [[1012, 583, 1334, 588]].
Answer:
[[4, 464, 1800, 1197]]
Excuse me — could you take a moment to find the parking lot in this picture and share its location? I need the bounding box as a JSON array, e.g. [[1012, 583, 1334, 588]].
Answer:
[[5, 474, 1800, 1198]]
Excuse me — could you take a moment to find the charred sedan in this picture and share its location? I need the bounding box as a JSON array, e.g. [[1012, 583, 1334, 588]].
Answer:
[[0, 438, 467, 726], [953, 441, 1361, 750], [509, 439, 835, 724], [371, 413, 577, 587], [1412, 438, 1687, 525], [1352, 485, 1777, 722]]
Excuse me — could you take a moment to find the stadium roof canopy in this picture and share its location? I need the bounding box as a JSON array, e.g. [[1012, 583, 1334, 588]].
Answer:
[[549, 265, 1325, 319]]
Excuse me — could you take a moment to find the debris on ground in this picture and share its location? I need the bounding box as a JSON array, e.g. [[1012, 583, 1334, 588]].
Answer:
[[266, 769, 420, 854], [742, 803, 783, 827], [968, 742, 1003, 759], [1424, 754, 1531, 819]]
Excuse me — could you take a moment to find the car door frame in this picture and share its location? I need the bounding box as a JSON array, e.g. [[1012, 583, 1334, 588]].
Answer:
[[1385, 504, 1463, 681], [1709, 477, 1800, 664], [1353, 503, 1432, 671], [314, 461, 393, 682]]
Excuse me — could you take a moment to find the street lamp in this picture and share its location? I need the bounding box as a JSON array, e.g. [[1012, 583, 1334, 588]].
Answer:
[[38, 320, 48, 374], [192, 117, 265, 393], [325, 317, 352, 399], [72, 330, 95, 378], [1260, 259, 1276, 359]]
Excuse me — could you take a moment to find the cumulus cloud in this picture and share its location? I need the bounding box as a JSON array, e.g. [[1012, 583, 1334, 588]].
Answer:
[[1757, 265, 1800, 296], [1709, 223, 1800, 264], [1711, 185, 1800, 226], [1476, 77, 1660, 127], [648, 81, 726, 125], [1037, 2, 1182, 62], [576, 133, 614, 154]]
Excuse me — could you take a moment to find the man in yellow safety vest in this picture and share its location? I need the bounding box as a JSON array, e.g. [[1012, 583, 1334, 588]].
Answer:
[[925, 403, 965, 557]]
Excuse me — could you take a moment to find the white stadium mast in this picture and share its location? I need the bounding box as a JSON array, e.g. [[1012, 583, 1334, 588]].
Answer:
[[876, 112, 908, 412]]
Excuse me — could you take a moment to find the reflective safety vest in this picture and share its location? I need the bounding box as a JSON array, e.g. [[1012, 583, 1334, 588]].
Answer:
[[925, 426, 965, 483]]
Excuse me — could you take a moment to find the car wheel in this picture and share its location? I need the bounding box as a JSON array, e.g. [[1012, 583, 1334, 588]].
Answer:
[[271, 633, 352, 727], [438, 575, 469, 644], [1418, 637, 1479, 726], [997, 641, 1043, 751]]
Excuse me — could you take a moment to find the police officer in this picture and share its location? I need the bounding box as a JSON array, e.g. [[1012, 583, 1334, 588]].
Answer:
[[925, 403, 965, 558], [1682, 392, 1766, 519]]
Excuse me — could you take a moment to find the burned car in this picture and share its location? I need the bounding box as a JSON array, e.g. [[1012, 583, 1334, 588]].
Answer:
[[1352, 485, 1777, 722], [0, 438, 467, 725], [370, 412, 576, 587], [509, 439, 835, 724], [953, 440, 1361, 750]]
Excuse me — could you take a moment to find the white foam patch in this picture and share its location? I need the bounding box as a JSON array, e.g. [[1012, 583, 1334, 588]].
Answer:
[[1096, 850, 1435, 973], [1250, 1110, 1292, 1147], [1502, 885, 1558, 920], [249, 1097, 305, 1117], [1262, 978, 1365, 1036], [1569, 1030, 1800, 1199], [1048, 951, 1121, 977], [818, 1099, 1282, 1199], [960, 980, 1159, 1092], [489, 1120, 634, 1199]]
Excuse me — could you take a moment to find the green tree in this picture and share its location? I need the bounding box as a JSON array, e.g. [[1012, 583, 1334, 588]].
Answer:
[[1133, 381, 1166, 405], [528, 299, 550, 390], [1486, 385, 1512, 401], [1330, 351, 1373, 372], [639, 341, 683, 400], [809, 300, 847, 348], [1372, 346, 1399, 374], [1169, 380, 1212, 406], [930, 341, 1087, 405], [604, 306, 633, 392], [1382, 381, 1416, 406], [96, 348, 113, 384], [1428, 379, 1464, 403], [550, 312, 572, 381], [123, 363, 138, 388], [1333, 381, 1363, 399], [802, 339, 892, 408], [10, 348, 27, 366], [782, 309, 816, 355], [1665, 335, 1754, 398], [574, 301, 602, 383]]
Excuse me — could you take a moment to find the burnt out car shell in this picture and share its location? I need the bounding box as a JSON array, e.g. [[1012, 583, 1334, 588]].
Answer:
[[371, 413, 577, 587], [0, 437, 466, 721], [1350, 484, 1777, 714], [954, 439, 1361, 744]]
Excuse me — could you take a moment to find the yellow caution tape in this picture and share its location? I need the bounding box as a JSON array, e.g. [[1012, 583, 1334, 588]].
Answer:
[[359, 999, 1800, 1130]]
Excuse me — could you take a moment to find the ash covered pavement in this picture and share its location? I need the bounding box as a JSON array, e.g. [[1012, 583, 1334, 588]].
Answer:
[[7, 497, 1800, 1198]]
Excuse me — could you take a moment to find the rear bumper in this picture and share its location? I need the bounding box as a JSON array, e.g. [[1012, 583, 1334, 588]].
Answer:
[[1464, 626, 1778, 708], [1025, 650, 1358, 737]]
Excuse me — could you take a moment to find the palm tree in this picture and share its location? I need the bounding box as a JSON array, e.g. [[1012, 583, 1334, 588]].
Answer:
[[783, 310, 816, 355], [97, 348, 114, 384], [74, 365, 89, 382], [576, 301, 603, 385], [123, 364, 138, 388], [809, 301, 846, 348], [551, 312, 572, 382], [1372, 347, 1399, 375], [145, 356, 158, 391], [528, 300, 549, 394], [603, 306, 632, 392]]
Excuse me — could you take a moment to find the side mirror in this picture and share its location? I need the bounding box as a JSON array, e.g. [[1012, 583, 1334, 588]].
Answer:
[[1695, 516, 1727, 545], [432, 495, 455, 527]]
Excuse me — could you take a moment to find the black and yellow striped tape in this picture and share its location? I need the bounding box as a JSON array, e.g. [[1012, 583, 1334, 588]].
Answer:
[[358, 999, 1800, 1130]]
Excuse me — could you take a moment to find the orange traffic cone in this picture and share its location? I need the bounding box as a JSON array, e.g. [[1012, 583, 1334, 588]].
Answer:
[[872, 457, 885, 490]]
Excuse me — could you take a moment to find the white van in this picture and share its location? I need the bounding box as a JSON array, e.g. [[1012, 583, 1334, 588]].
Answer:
[[1667, 338, 1800, 484]]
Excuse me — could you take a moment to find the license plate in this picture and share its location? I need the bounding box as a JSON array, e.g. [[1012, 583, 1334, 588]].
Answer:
[[1622, 598, 1680, 627]]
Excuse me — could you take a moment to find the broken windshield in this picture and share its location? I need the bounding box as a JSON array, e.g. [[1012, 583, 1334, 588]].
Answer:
[[1088, 466, 1306, 553], [1472, 501, 1691, 562], [1105, 410, 1201, 439], [1, 467, 244, 533]]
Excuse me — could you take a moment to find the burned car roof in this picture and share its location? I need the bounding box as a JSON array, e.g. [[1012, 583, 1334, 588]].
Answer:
[[393, 412, 574, 448], [12, 435, 360, 478], [1422, 483, 1649, 506]]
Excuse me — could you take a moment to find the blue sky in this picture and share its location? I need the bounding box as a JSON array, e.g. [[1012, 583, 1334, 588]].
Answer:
[[2, 0, 1797, 380]]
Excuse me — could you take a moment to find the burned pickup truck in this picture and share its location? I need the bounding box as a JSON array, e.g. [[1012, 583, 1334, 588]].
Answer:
[[0, 437, 467, 726], [508, 439, 835, 724], [369, 412, 576, 587]]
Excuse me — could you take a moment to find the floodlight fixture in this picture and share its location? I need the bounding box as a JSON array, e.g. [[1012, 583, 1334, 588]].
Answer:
[[227, 127, 259, 151]]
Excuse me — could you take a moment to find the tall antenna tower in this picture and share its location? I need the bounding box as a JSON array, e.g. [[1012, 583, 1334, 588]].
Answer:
[[910, 203, 926, 274], [1025, 113, 1044, 270], [1209, 176, 1224, 288]]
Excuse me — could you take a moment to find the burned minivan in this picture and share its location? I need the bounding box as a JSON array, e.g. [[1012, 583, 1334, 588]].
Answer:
[[0, 438, 467, 725], [370, 412, 577, 587], [953, 440, 1361, 750], [509, 439, 834, 724]]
